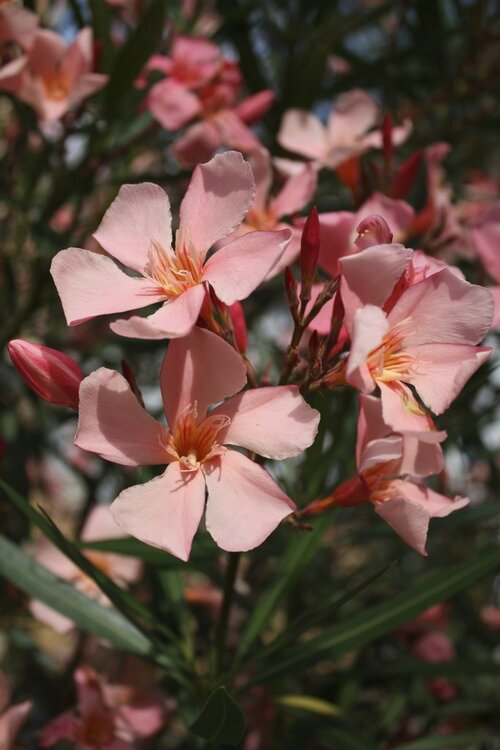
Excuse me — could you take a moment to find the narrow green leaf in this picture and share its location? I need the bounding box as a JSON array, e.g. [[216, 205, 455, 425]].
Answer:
[[249, 547, 500, 684], [104, 0, 167, 117], [236, 517, 329, 663], [0, 534, 151, 656], [276, 694, 342, 717], [88, 0, 114, 72], [190, 686, 246, 745]]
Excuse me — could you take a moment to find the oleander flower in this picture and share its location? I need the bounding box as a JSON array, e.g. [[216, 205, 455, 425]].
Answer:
[[51, 151, 291, 339], [75, 327, 320, 561]]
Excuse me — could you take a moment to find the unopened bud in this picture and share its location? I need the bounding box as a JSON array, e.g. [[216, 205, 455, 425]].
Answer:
[[284, 267, 300, 324], [229, 301, 248, 353], [300, 206, 320, 304], [355, 215, 393, 250], [382, 113, 393, 165], [8, 339, 83, 408]]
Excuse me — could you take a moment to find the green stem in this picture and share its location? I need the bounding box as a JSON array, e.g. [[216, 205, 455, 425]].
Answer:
[[213, 552, 242, 677]]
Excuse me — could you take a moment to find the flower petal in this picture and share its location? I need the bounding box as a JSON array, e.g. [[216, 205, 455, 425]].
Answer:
[[179, 151, 255, 257], [388, 269, 494, 346], [203, 228, 291, 305], [110, 464, 206, 561], [270, 164, 317, 219], [278, 109, 327, 160], [75, 368, 167, 466], [93, 183, 173, 272], [204, 451, 295, 552], [345, 304, 388, 392], [212, 386, 320, 459], [339, 243, 413, 332], [51, 248, 163, 326], [407, 343, 492, 414], [161, 326, 247, 426], [141, 284, 206, 338], [171, 120, 221, 168], [375, 480, 469, 555], [147, 79, 201, 130]]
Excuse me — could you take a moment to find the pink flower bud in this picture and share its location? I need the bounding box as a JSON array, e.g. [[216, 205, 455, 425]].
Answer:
[[300, 206, 320, 304], [8, 339, 83, 409], [284, 267, 300, 323], [355, 214, 393, 250], [229, 301, 248, 353]]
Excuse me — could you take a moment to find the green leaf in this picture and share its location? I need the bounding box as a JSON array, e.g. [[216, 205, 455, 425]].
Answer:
[[249, 547, 500, 684], [276, 694, 342, 717], [235, 517, 329, 663], [190, 686, 246, 745], [89, 0, 114, 72], [104, 0, 168, 117], [0, 534, 151, 656], [391, 731, 488, 750]]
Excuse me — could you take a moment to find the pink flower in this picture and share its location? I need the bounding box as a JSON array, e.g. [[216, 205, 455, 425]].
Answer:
[[332, 394, 468, 555], [337, 245, 493, 429], [224, 147, 317, 277], [0, 3, 38, 50], [144, 37, 273, 166], [51, 152, 290, 339], [75, 327, 320, 561], [40, 664, 162, 749], [0, 27, 108, 123], [278, 89, 411, 171], [470, 203, 500, 327], [29, 506, 142, 634], [0, 670, 32, 750], [8, 339, 83, 408]]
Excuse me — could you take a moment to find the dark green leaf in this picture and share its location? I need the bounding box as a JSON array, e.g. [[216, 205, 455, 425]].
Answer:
[[0, 534, 151, 656], [190, 686, 246, 745], [249, 547, 500, 684], [391, 731, 488, 750], [89, 0, 114, 72], [104, 0, 168, 117]]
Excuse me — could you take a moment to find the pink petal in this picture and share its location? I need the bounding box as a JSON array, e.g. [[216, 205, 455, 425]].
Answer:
[[68, 72, 108, 105], [490, 286, 500, 328], [137, 284, 206, 338], [110, 314, 171, 339], [235, 89, 275, 124], [75, 368, 167, 466], [30, 600, 74, 634], [379, 381, 438, 433], [0, 701, 32, 748], [179, 151, 255, 257], [359, 435, 403, 474], [375, 480, 469, 555], [327, 89, 379, 144], [171, 120, 222, 167], [50, 248, 163, 326], [355, 193, 415, 240], [0, 5, 38, 49], [356, 393, 389, 464], [406, 343, 492, 414], [270, 165, 317, 219], [0, 55, 28, 93], [212, 385, 320, 459], [93, 183, 172, 272], [203, 228, 291, 304], [63, 27, 93, 81], [278, 109, 327, 160], [388, 269, 494, 346], [345, 304, 388, 392], [28, 29, 65, 79], [81, 505, 123, 541], [147, 79, 201, 130], [161, 326, 247, 426], [110, 464, 206, 561], [264, 227, 300, 280], [39, 711, 80, 747], [118, 702, 164, 738], [204, 451, 295, 552], [248, 147, 272, 210], [340, 244, 413, 332], [471, 205, 500, 283], [214, 110, 262, 151], [399, 433, 444, 478], [316, 211, 355, 277]]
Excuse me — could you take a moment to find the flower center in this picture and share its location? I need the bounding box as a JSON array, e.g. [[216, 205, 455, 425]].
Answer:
[[42, 74, 70, 101], [367, 318, 414, 383], [143, 229, 203, 298], [163, 404, 230, 471], [244, 206, 278, 232]]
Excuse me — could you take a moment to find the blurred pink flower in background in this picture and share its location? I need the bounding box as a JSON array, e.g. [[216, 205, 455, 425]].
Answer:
[[75, 327, 320, 560], [0, 670, 32, 750], [51, 151, 291, 339], [0, 27, 108, 123], [0, 3, 38, 49], [29, 506, 142, 634]]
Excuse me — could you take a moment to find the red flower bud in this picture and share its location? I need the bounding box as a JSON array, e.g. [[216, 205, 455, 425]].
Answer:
[[8, 339, 83, 408], [390, 149, 424, 199], [284, 267, 300, 323], [300, 206, 320, 304], [382, 113, 393, 165], [229, 301, 248, 353], [355, 214, 393, 250]]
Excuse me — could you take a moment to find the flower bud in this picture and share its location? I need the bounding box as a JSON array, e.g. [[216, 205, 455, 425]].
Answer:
[[382, 113, 393, 165], [229, 301, 248, 353], [284, 267, 300, 324], [355, 214, 393, 250], [8, 339, 83, 408], [300, 206, 320, 304]]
